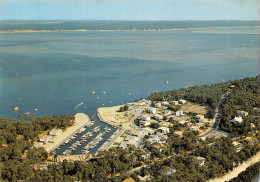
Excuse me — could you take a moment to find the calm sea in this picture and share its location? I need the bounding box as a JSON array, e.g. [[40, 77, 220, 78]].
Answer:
[[0, 21, 259, 120]]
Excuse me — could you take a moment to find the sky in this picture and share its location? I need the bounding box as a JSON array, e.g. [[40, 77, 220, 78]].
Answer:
[[0, 0, 259, 20]]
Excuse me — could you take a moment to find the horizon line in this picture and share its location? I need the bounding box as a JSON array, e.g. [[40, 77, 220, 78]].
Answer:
[[0, 19, 260, 22]]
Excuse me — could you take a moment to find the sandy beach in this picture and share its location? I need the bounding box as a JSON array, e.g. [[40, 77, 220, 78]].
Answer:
[[97, 105, 134, 127]]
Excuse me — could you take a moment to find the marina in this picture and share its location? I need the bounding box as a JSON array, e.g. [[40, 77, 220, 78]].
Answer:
[[56, 121, 116, 156]]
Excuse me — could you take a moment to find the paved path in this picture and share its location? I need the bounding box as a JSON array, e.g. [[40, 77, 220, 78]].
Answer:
[[208, 151, 260, 182]]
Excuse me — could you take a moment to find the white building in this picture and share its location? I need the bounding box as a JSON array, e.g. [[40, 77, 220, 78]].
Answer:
[[140, 115, 151, 121], [140, 120, 151, 127], [161, 101, 169, 106], [148, 137, 160, 143], [49, 129, 62, 136], [195, 115, 204, 120], [124, 135, 138, 143], [118, 142, 128, 149], [171, 101, 179, 105], [154, 114, 163, 120], [158, 127, 170, 134], [162, 110, 171, 115], [167, 115, 175, 120], [230, 116, 243, 124], [196, 156, 206, 166], [175, 110, 184, 116], [179, 99, 186, 104], [189, 126, 199, 131], [173, 130, 183, 137], [39, 135, 53, 144], [154, 103, 162, 108], [148, 107, 156, 114]]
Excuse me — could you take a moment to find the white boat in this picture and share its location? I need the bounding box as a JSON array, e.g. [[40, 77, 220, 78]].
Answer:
[[13, 107, 19, 111], [92, 91, 95, 94]]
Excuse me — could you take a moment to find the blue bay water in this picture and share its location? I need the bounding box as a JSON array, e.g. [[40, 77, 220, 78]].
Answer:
[[0, 25, 259, 120]]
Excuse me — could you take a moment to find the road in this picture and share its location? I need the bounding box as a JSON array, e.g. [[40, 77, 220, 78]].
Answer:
[[208, 151, 260, 182], [99, 102, 151, 151], [199, 90, 230, 139]]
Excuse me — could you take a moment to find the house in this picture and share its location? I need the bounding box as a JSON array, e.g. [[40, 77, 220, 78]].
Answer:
[[232, 141, 243, 152], [49, 129, 62, 136], [139, 153, 151, 160], [118, 142, 128, 149], [237, 110, 248, 116], [161, 101, 169, 106], [179, 99, 186, 104], [196, 123, 204, 128], [244, 137, 256, 145], [148, 107, 156, 114], [154, 103, 162, 108], [131, 130, 143, 136], [173, 130, 183, 137], [140, 115, 150, 121], [189, 126, 200, 131], [195, 115, 204, 120], [175, 110, 184, 116], [162, 110, 171, 115], [139, 120, 151, 127], [154, 114, 163, 120], [148, 137, 160, 143], [160, 168, 177, 176], [171, 101, 179, 105], [152, 144, 163, 152], [158, 127, 170, 134], [166, 115, 175, 120], [196, 156, 206, 166], [124, 136, 138, 143], [39, 135, 53, 144], [199, 118, 208, 123], [178, 120, 191, 126], [251, 123, 255, 128], [230, 116, 243, 124]]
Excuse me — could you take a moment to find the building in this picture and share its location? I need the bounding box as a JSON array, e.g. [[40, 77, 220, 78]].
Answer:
[[232, 141, 243, 152], [195, 123, 204, 128], [49, 129, 62, 136], [189, 126, 199, 131], [154, 114, 163, 120], [160, 168, 177, 176], [195, 115, 204, 120], [244, 137, 256, 145], [154, 103, 162, 108], [148, 137, 160, 143], [140, 115, 150, 121], [118, 142, 128, 149], [171, 101, 179, 105], [199, 118, 208, 123], [162, 110, 171, 115], [179, 99, 186, 104], [196, 156, 206, 166], [39, 135, 53, 144], [158, 127, 170, 133], [131, 130, 143, 136], [148, 107, 156, 114], [230, 116, 243, 124], [237, 110, 248, 116], [167, 115, 175, 120], [124, 136, 138, 143], [175, 110, 184, 116], [139, 120, 151, 127], [161, 101, 169, 106], [173, 130, 183, 137]]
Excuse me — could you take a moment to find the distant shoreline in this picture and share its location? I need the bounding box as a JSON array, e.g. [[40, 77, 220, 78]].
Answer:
[[0, 25, 259, 33]]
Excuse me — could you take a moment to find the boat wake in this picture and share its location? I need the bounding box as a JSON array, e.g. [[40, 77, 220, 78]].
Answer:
[[74, 102, 83, 110]]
